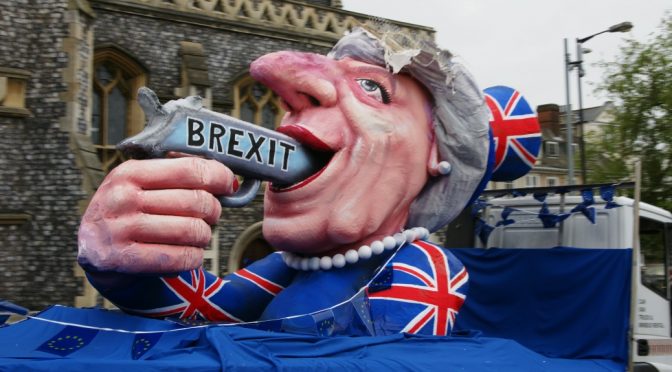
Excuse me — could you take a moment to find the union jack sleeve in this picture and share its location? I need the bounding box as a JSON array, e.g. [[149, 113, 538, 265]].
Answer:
[[85, 252, 296, 322]]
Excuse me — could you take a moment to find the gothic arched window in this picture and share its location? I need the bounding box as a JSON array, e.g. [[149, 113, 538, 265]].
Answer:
[[92, 47, 147, 172], [228, 75, 284, 271], [232, 75, 284, 130]]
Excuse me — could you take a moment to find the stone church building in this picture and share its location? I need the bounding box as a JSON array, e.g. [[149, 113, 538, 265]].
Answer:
[[0, 0, 433, 309]]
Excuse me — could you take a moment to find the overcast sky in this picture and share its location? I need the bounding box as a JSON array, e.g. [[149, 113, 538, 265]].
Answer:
[[340, 0, 670, 109]]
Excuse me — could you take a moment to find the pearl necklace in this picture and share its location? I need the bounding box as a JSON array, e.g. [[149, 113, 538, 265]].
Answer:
[[281, 227, 430, 271]]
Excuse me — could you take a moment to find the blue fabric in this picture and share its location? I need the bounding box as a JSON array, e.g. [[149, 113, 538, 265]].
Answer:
[[0, 305, 623, 371], [260, 250, 391, 320], [450, 247, 632, 364]]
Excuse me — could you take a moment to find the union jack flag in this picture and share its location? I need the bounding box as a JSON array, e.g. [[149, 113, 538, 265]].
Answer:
[[122, 267, 242, 322], [367, 241, 468, 336], [484, 85, 541, 182]]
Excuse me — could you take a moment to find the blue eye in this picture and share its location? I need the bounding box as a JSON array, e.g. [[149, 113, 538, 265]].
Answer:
[[356, 79, 391, 104]]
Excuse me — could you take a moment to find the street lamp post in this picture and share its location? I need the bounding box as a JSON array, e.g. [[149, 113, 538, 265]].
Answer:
[[564, 21, 633, 185], [564, 39, 574, 185]]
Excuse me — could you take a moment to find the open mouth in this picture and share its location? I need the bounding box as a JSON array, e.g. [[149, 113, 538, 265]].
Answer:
[[270, 125, 335, 192]]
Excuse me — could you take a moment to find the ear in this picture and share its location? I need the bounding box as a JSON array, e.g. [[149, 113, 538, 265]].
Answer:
[[426, 140, 442, 177]]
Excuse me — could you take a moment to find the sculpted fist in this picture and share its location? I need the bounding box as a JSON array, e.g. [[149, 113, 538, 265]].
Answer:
[[77, 157, 237, 274]]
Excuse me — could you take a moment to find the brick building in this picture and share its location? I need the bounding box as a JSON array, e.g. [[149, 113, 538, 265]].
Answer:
[[487, 102, 614, 191], [0, 0, 433, 309]]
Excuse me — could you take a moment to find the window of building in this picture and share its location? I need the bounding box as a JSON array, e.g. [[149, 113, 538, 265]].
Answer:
[[0, 67, 31, 117], [232, 75, 284, 129], [226, 76, 285, 271], [525, 175, 539, 187], [92, 47, 147, 173], [545, 141, 559, 157], [547, 177, 558, 187]]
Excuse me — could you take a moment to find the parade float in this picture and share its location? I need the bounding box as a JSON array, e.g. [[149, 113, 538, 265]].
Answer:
[[1, 25, 668, 371]]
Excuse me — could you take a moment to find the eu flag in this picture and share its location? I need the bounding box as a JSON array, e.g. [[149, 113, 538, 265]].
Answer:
[[367, 266, 393, 293], [131, 332, 162, 360], [36, 325, 98, 356], [312, 310, 335, 337]]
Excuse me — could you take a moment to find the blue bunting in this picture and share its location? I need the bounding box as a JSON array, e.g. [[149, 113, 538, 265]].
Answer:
[[368, 266, 393, 293], [496, 207, 516, 227], [501, 206, 514, 220], [313, 310, 336, 337], [533, 192, 547, 203], [538, 203, 555, 228], [538, 202, 570, 228], [581, 189, 595, 206], [471, 199, 489, 217], [573, 205, 596, 224], [600, 185, 621, 209], [473, 185, 620, 240], [475, 218, 495, 245], [351, 292, 376, 336], [571, 189, 596, 224]]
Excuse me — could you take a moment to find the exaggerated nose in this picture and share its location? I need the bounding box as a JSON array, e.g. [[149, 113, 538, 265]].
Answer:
[[250, 52, 338, 112]]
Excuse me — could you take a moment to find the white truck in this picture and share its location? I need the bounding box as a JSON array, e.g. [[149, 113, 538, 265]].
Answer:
[[460, 190, 671, 371]]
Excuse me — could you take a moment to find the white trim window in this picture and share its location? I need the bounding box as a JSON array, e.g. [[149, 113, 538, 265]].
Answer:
[[525, 175, 539, 187], [545, 141, 559, 157]]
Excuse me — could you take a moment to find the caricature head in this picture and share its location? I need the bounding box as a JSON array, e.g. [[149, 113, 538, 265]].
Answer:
[[250, 27, 490, 255]]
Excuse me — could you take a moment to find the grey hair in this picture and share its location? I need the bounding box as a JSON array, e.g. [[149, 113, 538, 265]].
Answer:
[[328, 27, 490, 232]]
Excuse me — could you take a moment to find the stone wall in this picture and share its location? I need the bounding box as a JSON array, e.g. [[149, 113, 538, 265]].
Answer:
[[0, 0, 337, 308], [0, 0, 86, 309], [91, 7, 330, 111], [0, 0, 434, 309], [218, 193, 266, 272]]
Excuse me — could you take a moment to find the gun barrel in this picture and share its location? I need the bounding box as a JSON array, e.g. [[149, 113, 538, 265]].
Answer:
[[117, 88, 327, 188]]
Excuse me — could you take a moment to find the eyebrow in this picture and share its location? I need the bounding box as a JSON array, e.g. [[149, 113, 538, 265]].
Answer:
[[352, 65, 397, 96]]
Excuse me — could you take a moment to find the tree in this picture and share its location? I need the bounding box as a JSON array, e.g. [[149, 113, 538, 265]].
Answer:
[[588, 14, 672, 211]]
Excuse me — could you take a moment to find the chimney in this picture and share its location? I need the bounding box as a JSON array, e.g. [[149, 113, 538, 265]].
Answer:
[[537, 104, 560, 137]]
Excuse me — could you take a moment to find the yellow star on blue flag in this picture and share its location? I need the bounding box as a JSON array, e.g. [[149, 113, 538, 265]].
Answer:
[[131, 332, 162, 360], [36, 326, 98, 357]]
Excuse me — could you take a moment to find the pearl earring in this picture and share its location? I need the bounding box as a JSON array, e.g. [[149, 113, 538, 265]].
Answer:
[[434, 161, 452, 176]]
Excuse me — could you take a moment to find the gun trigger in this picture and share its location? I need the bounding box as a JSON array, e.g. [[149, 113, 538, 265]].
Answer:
[[218, 178, 262, 208]]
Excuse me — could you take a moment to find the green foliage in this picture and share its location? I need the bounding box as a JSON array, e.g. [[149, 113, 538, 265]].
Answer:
[[590, 14, 672, 211]]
